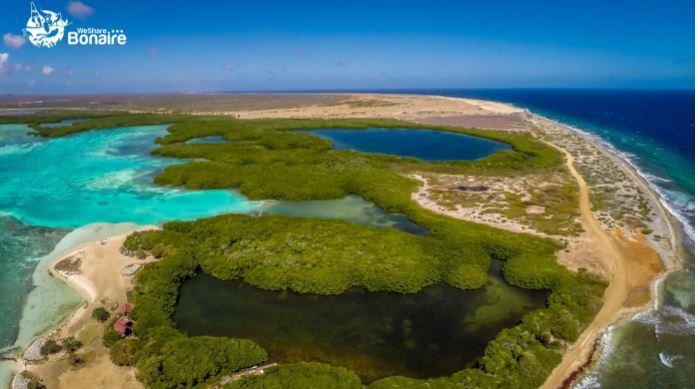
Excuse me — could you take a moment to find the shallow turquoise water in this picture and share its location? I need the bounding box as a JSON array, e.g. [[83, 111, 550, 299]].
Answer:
[[0, 217, 66, 354], [0, 124, 257, 227], [309, 128, 510, 161], [0, 124, 259, 385]]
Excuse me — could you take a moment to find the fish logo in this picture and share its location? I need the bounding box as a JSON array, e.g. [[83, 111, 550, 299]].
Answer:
[[23, 2, 70, 48]]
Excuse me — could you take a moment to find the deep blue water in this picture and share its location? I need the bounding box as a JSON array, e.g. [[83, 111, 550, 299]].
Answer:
[[309, 128, 510, 161], [432, 89, 694, 196]]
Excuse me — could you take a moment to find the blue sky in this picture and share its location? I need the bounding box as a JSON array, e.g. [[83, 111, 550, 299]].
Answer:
[[0, 0, 694, 93]]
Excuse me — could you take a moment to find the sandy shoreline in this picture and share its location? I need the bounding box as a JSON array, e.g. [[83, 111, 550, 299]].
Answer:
[[520, 112, 684, 388], [14, 227, 155, 389], [7, 93, 686, 388]]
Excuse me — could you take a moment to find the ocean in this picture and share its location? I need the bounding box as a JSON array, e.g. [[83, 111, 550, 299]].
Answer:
[[418, 89, 695, 388]]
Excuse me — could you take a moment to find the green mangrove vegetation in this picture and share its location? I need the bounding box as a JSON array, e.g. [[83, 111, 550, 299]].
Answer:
[[0, 111, 180, 137], [3, 112, 606, 388], [228, 363, 362, 389]]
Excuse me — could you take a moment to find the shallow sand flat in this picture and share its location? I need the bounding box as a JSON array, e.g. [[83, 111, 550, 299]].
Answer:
[[415, 114, 530, 131], [200, 93, 524, 119]]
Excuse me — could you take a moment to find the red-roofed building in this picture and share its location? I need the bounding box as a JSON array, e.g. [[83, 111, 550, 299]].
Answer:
[[113, 316, 132, 336], [120, 303, 132, 315]]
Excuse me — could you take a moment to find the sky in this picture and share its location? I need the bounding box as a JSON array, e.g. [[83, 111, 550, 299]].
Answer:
[[0, 0, 694, 93]]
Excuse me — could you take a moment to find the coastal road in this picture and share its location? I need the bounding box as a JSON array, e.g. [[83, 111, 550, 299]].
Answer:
[[540, 142, 629, 389]]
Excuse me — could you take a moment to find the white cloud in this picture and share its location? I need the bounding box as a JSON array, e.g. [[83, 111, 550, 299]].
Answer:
[[3, 33, 26, 49], [14, 63, 32, 73], [0, 53, 9, 75], [67, 1, 95, 19], [42, 65, 54, 76]]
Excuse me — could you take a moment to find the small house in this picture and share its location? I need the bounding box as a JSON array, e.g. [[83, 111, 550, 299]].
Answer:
[[113, 316, 133, 336]]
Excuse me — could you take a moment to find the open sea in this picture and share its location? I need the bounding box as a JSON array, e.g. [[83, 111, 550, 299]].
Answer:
[[418, 89, 695, 388]]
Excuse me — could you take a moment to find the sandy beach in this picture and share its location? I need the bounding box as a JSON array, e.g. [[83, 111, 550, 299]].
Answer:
[[529, 113, 683, 388], [19, 229, 155, 389]]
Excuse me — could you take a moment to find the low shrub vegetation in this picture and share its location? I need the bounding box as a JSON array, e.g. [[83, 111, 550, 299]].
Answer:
[[40, 339, 61, 356], [61, 337, 82, 353], [91, 306, 110, 322], [109, 339, 137, 366], [227, 362, 362, 389]]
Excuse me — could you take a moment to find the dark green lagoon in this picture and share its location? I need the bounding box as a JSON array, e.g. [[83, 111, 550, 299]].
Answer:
[[173, 262, 546, 382], [309, 128, 511, 161]]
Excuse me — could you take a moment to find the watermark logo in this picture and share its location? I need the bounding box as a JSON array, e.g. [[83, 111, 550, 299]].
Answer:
[[24, 2, 70, 48], [22, 2, 127, 48]]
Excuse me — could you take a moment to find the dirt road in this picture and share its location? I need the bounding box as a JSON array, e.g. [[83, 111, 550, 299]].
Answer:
[[540, 144, 629, 389]]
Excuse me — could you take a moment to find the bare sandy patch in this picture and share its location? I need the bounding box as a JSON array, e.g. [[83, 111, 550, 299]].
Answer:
[[57, 354, 141, 389], [410, 171, 581, 237], [26, 229, 156, 389], [226, 94, 524, 120], [525, 205, 545, 214], [415, 114, 530, 131], [614, 230, 665, 307], [557, 232, 605, 277]]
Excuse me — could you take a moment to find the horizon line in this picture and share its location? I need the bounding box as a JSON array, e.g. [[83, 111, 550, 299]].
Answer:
[[0, 86, 695, 97]]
